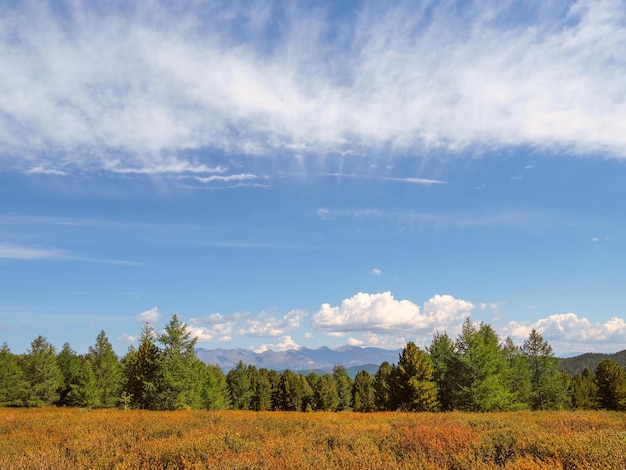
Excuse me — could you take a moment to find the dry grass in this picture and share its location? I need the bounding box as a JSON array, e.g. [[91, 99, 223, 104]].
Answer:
[[1, 408, 625, 469]]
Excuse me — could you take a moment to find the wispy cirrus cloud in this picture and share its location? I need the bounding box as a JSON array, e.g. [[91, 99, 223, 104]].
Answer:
[[0, 242, 137, 265], [1, 0, 625, 178]]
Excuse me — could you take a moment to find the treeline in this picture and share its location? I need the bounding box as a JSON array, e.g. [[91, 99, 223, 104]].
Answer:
[[1, 315, 625, 412]]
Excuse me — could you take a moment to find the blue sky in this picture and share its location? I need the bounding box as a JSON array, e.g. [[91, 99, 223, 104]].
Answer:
[[1, 0, 625, 356]]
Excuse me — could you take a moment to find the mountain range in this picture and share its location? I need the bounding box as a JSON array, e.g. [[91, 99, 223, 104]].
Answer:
[[196, 345, 626, 377], [195, 345, 402, 374]]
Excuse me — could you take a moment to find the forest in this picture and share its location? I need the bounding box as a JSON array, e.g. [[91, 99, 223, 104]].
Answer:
[[1, 314, 625, 413]]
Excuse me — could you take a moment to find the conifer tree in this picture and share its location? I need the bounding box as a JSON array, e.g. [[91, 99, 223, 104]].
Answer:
[[503, 337, 532, 409], [568, 368, 596, 410], [124, 323, 161, 409], [352, 370, 375, 412], [0, 342, 25, 406], [523, 329, 570, 410], [21, 336, 63, 407], [87, 330, 122, 408], [428, 331, 456, 411], [595, 360, 626, 411], [251, 367, 273, 411], [155, 314, 199, 410], [203, 364, 231, 410], [227, 360, 253, 410], [56, 343, 83, 406], [314, 373, 340, 411], [332, 365, 353, 411], [69, 356, 99, 407], [394, 342, 438, 411], [373, 361, 394, 411]]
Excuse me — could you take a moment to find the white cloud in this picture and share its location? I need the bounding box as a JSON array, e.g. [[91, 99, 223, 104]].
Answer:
[[0, 243, 66, 260], [254, 335, 300, 353], [2, 1, 625, 177], [186, 323, 233, 343], [117, 333, 137, 344], [25, 166, 68, 176], [240, 309, 307, 337], [135, 307, 161, 324], [312, 292, 473, 335], [504, 313, 626, 353], [371, 268, 381, 276]]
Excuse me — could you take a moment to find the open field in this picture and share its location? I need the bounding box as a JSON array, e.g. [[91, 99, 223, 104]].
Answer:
[[1, 408, 625, 469]]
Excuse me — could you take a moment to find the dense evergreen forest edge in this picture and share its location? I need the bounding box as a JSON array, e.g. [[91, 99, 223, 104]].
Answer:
[[1, 314, 625, 412]]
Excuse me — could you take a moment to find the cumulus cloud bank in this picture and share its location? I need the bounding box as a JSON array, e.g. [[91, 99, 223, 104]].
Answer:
[[505, 313, 626, 353], [2, 0, 625, 177], [311, 292, 474, 336]]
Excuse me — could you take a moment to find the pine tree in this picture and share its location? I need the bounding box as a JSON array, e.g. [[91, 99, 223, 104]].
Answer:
[[571, 368, 598, 410], [69, 356, 99, 407], [428, 331, 456, 411], [87, 330, 122, 408], [227, 360, 253, 410], [56, 343, 83, 406], [21, 336, 63, 407], [314, 373, 340, 411], [251, 368, 273, 411], [503, 337, 532, 409], [352, 370, 375, 412], [453, 321, 513, 411], [203, 364, 231, 410], [124, 324, 161, 409], [523, 329, 570, 410], [373, 361, 394, 411], [332, 365, 353, 411], [155, 314, 200, 410], [394, 342, 438, 411], [595, 360, 626, 411], [0, 343, 25, 406]]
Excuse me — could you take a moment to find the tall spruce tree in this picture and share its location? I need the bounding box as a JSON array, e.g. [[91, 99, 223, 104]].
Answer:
[[373, 361, 394, 411], [124, 323, 161, 409], [522, 329, 570, 410], [227, 360, 253, 410], [155, 314, 199, 410], [571, 368, 598, 410], [453, 321, 513, 411], [394, 342, 438, 411], [21, 336, 63, 407], [56, 343, 83, 406], [87, 330, 122, 408], [352, 370, 375, 412], [203, 364, 231, 410], [314, 373, 340, 411], [428, 332, 456, 411], [332, 365, 353, 411], [502, 337, 532, 409], [595, 360, 626, 411], [0, 343, 25, 406]]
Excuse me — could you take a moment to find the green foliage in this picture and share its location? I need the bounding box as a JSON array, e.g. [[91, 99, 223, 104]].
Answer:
[[203, 364, 231, 410], [69, 356, 99, 408], [332, 365, 353, 411], [251, 367, 273, 411], [373, 361, 394, 411], [595, 359, 626, 411], [428, 331, 456, 411], [226, 361, 253, 410], [503, 337, 532, 409], [523, 329, 570, 410], [154, 314, 200, 410], [123, 323, 161, 409], [314, 373, 340, 411], [87, 330, 123, 408], [352, 370, 375, 412], [21, 336, 63, 407], [394, 342, 438, 411], [0, 343, 25, 406], [571, 368, 598, 410]]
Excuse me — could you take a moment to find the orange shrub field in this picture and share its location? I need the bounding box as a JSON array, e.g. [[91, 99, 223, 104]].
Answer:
[[1, 408, 625, 469]]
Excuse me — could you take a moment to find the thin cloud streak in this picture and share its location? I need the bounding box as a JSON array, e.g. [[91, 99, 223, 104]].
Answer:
[[1, 0, 625, 178]]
